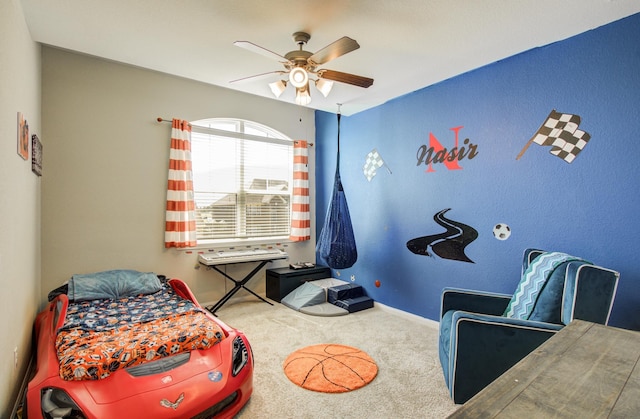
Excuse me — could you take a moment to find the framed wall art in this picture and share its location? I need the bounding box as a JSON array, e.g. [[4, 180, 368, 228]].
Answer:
[[17, 112, 29, 160], [32, 134, 42, 176]]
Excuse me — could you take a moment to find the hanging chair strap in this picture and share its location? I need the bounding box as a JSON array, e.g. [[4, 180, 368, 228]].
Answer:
[[335, 112, 343, 191], [336, 112, 341, 171]]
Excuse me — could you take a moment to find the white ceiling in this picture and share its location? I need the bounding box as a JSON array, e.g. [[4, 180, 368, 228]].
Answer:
[[20, 0, 640, 116]]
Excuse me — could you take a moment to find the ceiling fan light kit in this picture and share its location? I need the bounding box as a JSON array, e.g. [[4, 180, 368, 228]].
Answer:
[[295, 85, 311, 106], [269, 80, 287, 97], [315, 78, 334, 97], [233, 31, 373, 106], [289, 67, 309, 88]]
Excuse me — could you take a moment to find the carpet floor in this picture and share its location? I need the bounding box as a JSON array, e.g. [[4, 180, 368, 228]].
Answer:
[[215, 299, 459, 418]]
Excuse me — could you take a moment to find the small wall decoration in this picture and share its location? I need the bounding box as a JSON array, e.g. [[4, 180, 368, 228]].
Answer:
[[492, 223, 511, 240], [17, 112, 29, 160], [516, 110, 590, 163], [363, 148, 392, 181], [406, 208, 478, 263], [32, 134, 42, 176]]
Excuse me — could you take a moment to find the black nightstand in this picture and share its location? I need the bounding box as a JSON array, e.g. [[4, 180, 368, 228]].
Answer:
[[266, 265, 331, 302]]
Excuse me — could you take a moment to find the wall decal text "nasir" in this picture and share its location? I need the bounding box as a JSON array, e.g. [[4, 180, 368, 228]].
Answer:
[[416, 126, 478, 172]]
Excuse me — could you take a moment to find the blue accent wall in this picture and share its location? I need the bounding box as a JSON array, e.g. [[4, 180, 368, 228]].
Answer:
[[315, 13, 640, 330]]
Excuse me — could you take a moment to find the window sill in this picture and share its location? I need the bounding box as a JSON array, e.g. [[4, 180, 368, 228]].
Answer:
[[179, 236, 292, 252]]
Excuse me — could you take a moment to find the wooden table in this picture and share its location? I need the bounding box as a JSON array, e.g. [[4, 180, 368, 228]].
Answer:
[[448, 320, 640, 418]]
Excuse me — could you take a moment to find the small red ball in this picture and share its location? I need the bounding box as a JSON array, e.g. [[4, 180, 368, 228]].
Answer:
[[374, 280, 381, 288]]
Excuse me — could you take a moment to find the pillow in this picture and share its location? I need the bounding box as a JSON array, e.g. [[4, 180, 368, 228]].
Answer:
[[504, 252, 588, 320], [527, 261, 571, 323], [67, 269, 162, 301]]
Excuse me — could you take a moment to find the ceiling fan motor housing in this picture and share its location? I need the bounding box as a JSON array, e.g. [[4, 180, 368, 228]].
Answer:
[[285, 50, 313, 68], [286, 32, 315, 71], [292, 31, 311, 45]]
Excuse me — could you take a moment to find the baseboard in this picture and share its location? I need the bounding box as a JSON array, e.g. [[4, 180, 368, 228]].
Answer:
[[201, 295, 441, 330], [374, 302, 440, 330], [200, 294, 268, 311], [10, 353, 35, 419]]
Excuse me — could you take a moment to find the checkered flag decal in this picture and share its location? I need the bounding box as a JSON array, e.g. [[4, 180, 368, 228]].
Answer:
[[517, 110, 591, 163], [363, 149, 388, 181]]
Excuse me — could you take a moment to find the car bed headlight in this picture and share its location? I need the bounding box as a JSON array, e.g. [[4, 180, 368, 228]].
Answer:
[[41, 388, 85, 419], [231, 336, 249, 376]]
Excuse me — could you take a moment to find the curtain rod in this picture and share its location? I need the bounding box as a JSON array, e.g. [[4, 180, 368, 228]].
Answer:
[[157, 117, 190, 125], [156, 117, 313, 146]]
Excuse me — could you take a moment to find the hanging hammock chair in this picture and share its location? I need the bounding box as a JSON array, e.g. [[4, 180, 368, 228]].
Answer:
[[316, 112, 358, 269]]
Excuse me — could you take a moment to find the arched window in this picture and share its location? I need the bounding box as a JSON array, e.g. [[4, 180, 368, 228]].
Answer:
[[190, 118, 293, 244]]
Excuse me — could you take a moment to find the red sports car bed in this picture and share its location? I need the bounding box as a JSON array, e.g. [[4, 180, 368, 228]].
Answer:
[[26, 270, 253, 419]]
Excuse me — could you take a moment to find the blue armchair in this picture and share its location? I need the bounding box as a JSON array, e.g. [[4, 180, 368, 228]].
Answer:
[[438, 248, 619, 404]]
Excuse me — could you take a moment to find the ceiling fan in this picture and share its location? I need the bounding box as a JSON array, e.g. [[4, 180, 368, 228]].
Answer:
[[231, 31, 374, 106]]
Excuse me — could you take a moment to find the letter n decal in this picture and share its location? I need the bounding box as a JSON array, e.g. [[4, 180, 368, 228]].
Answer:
[[426, 130, 463, 172]]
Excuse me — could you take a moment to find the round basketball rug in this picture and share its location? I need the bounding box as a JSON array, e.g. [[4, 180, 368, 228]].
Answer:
[[283, 344, 378, 393]]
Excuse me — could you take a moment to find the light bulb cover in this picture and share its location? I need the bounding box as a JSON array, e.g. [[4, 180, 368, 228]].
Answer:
[[315, 78, 334, 97], [295, 86, 311, 106], [289, 67, 309, 88], [269, 80, 287, 98]]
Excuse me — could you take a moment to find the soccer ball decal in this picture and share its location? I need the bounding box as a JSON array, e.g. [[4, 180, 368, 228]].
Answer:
[[493, 223, 511, 240]]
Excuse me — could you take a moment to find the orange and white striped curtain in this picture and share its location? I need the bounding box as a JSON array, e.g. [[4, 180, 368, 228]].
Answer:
[[290, 140, 310, 241], [165, 119, 197, 248]]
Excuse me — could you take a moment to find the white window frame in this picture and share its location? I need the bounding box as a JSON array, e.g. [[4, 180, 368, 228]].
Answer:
[[190, 118, 294, 248]]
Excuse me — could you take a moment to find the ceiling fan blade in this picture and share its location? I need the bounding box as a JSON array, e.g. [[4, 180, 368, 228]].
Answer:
[[230, 70, 287, 84], [234, 41, 290, 63], [318, 69, 374, 88], [308, 37, 360, 65]]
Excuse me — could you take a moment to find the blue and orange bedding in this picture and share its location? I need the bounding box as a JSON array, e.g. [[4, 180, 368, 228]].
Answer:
[[55, 284, 225, 380]]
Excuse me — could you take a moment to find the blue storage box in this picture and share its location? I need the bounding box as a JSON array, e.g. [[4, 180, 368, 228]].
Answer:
[[333, 296, 374, 313], [328, 283, 364, 303]]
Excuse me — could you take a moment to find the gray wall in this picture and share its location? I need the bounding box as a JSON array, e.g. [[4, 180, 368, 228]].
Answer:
[[0, 0, 41, 413], [41, 47, 317, 307]]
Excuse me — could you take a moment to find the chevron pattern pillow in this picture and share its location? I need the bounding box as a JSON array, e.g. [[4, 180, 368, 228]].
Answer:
[[504, 252, 588, 320]]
